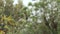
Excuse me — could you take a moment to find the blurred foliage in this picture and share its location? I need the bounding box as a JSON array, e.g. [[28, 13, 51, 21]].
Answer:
[[0, 0, 59, 34]]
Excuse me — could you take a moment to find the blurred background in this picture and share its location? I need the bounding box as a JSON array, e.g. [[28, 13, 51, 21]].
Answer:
[[0, 0, 60, 34]]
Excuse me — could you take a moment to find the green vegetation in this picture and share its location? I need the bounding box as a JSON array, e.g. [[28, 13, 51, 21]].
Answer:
[[0, 0, 60, 34]]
